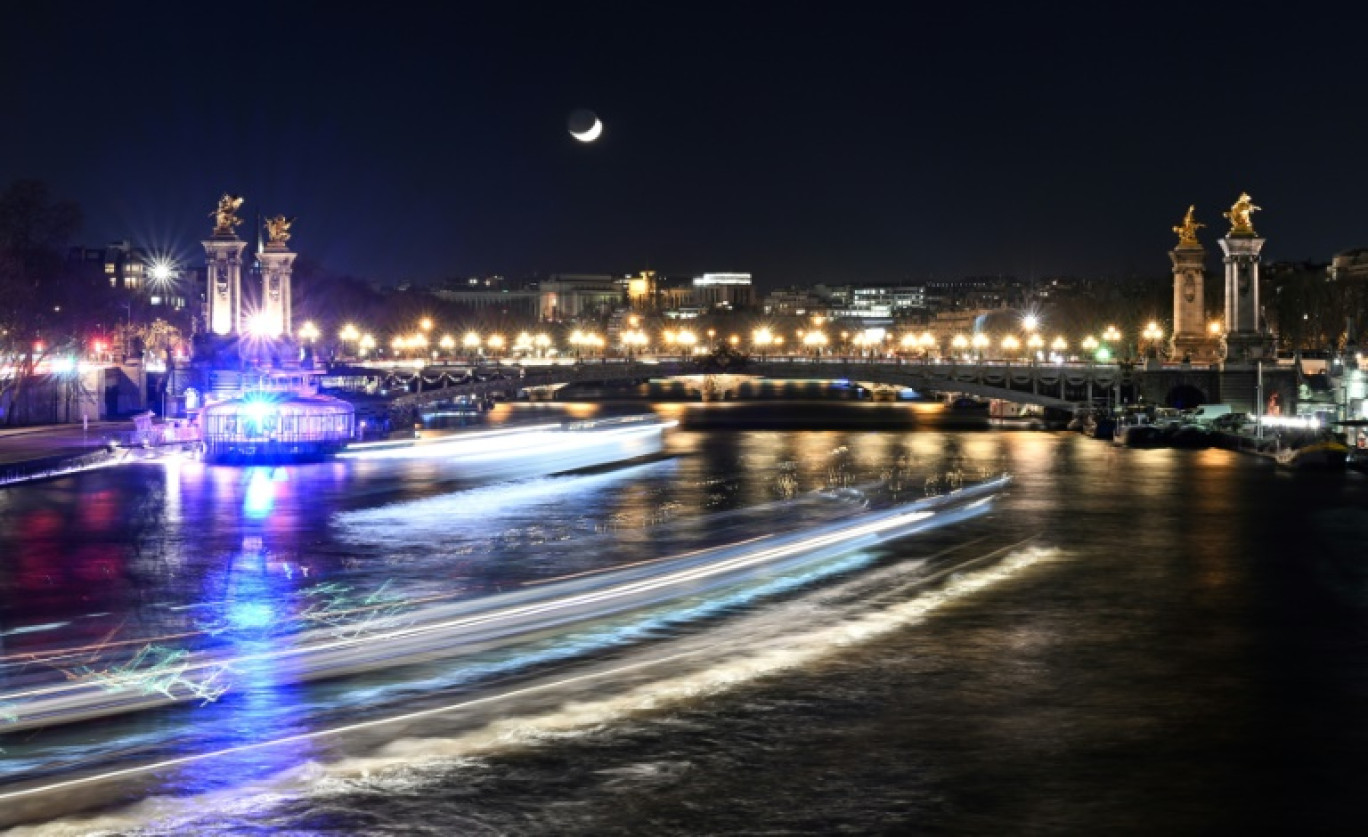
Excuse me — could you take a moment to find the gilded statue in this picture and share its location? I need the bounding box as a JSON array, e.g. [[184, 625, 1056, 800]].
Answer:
[[210, 194, 245, 235], [265, 214, 295, 245], [1224, 192, 1260, 236], [1173, 205, 1204, 246]]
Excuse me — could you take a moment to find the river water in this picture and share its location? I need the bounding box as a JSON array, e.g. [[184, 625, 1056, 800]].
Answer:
[[3, 401, 1368, 835]]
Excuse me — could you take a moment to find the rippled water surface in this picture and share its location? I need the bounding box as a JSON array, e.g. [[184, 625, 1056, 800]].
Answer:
[[3, 402, 1368, 835]]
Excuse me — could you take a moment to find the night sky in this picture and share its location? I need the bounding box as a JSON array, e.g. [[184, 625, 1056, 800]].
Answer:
[[3, 2, 1365, 289]]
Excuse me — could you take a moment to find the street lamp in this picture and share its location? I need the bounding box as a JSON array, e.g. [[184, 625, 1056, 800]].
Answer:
[[1142, 321, 1164, 360], [752, 327, 774, 357], [971, 333, 989, 360], [359, 333, 375, 357]]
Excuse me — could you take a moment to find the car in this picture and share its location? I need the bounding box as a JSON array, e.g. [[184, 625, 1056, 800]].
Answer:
[[1211, 412, 1249, 431]]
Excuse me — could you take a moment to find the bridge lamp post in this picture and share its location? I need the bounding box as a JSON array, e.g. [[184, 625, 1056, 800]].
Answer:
[[918, 332, 936, 361], [1002, 335, 1020, 364], [951, 334, 969, 360], [1082, 335, 1099, 364], [410, 333, 430, 365], [752, 327, 774, 358], [677, 329, 697, 355], [339, 323, 360, 359], [390, 335, 406, 358], [513, 332, 533, 357], [439, 334, 456, 358], [1051, 336, 1068, 363], [620, 330, 647, 358], [487, 333, 505, 360], [1027, 333, 1044, 363], [1142, 322, 1164, 362], [804, 330, 827, 357], [1102, 325, 1122, 358], [534, 333, 551, 357], [359, 333, 375, 358], [662, 330, 677, 356], [971, 333, 989, 361], [463, 331, 482, 361]]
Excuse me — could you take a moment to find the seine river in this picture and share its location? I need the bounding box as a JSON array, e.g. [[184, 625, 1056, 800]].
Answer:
[[3, 401, 1368, 835]]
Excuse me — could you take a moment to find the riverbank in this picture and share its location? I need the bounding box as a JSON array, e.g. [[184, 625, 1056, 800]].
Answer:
[[0, 422, 182, 487]]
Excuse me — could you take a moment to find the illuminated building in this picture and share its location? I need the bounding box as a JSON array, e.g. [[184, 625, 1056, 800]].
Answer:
[[692, 272, 753, 310]]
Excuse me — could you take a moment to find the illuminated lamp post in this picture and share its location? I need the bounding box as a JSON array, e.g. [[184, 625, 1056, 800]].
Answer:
[[752, 327, 774, 358], [1052, 336, 1068, 362], [359, 333, 375, 358], [678, 329, 697, 354], [339, 323, 360, 359], [439, 334, 456, 359], [918, 331, 936, 361], [1142, 321, 1164, 364], [1002, 334, 1020, 363], [804, 330, 827, 358], [534, 333, 551, 357], [463, 331, 481, 361], [971, 333, 989, 362], [486, 333, 505, 359], [1026, 332, 1044, 363], [1102, 324, 1122, 359]]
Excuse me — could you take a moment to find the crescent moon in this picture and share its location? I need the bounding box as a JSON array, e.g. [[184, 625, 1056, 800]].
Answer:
[[570, 117, 603, 143]]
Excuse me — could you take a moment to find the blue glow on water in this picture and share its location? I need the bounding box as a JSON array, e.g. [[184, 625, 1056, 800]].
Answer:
[[243, 468, 275, 518], [228, 601, 275, 630]]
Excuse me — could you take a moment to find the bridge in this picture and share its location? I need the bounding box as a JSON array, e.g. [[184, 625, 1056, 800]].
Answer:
[[372, 358, 1148, 412], [361, 356, 1297, 416]]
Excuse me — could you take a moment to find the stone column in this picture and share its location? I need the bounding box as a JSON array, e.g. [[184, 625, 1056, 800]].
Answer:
[[1169, 239, 1217, 363], [203, 237, 247, 336], [1219, 234, 1269, 362], [257, 243, 297, 338]]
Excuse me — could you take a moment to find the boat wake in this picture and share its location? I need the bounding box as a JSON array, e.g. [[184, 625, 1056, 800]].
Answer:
[[3, 511, 1056, 834]]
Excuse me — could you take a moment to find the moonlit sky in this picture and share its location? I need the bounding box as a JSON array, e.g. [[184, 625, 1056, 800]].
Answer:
[[3, 2, 1365, 289]]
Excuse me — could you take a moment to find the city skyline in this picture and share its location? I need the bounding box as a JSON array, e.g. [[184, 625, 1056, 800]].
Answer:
[[4, 3, 1367, 289]]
